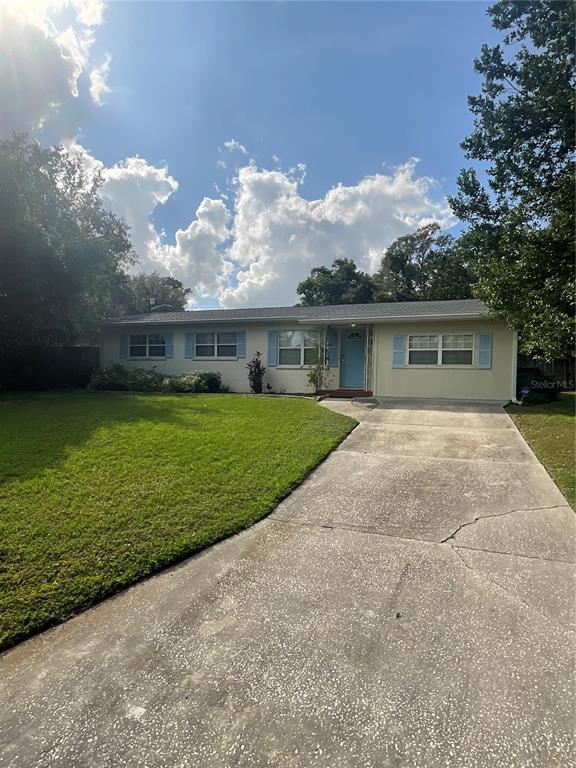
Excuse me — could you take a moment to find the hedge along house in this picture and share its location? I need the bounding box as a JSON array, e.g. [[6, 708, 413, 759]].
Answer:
[[96, 299, 518, 401]]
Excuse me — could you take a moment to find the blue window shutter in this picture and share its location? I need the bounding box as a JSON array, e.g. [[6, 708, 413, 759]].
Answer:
[[327, 328, 339, 367], [478, 333, 492, 369], [392, 335, 405, 368], [165, 333, 174, 358], [120, 334, 128, 359], [237, 331, 246, 358], [185, 332, 195, 358], [267, 331, 278, 367]]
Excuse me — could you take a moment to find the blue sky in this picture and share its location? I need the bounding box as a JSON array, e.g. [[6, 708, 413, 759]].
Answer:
[[1, 1, 500, 306], [87, 1, 497, 237]]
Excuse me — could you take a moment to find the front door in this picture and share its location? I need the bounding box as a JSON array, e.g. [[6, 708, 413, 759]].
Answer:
[[340, 329, 365, 389]]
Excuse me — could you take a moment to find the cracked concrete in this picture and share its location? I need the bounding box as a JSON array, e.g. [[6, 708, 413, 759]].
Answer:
[[271, 451, 566, 541], [450, 504, 576, 562], [0, 398, 574, 767]]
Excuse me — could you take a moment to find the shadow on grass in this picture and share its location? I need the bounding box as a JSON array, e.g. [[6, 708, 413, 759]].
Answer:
[[506, 392, 575, 418], [0, 391, 225, 486]]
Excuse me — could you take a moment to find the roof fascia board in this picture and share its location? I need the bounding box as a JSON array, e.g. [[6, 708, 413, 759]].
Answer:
[[297, 312, 487, 324]]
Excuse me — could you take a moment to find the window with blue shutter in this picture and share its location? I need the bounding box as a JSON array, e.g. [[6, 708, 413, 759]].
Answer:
[[327, 328, 339, 367], [267, 331, 278, 367], [165, 333, 174, 358], [185, 332, 195, 358], [120, 334, 128, 359], [477, 334, 493, 369], [392, 336, 406, 368], [237, 331, 246, 358]]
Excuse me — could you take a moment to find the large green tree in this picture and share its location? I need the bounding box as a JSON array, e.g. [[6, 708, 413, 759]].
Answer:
[[114, 273, 192, 315], [0, 135, 134, 361], [449, 0, 575, 359], [297, 258, 375, 306], [373, 224, 472, 303]]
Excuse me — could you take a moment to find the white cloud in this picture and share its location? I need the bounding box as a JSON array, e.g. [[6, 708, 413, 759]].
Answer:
[[223, 138, 248, 155], [158, 198, 232, 295], [89, 54, 111, 106], [0, 0, 108, 139], [99, 156, 232, 297], [68, 144, 454, 307], [100, 156, 179, 267], [69, 144, 232, 297], [219, 158, 455, 307]]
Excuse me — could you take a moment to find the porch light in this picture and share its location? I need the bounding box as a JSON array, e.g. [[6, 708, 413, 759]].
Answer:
[[351, 323, 356, 327]]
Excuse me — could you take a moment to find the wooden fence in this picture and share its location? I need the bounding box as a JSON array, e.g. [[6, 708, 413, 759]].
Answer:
[[1, 346, 100, 390], [517, 354, 575, 389]]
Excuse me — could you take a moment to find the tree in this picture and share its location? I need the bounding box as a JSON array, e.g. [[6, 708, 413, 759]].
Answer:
[[449, 0, 575, 359], [373, 224, 472, 302], [115, 273, 191, 315], [297, 258, 375, 306], [0, 135, 134, 362]]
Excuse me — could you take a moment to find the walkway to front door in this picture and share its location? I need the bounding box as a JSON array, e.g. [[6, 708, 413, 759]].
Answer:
[[340, 328, 365, 389]]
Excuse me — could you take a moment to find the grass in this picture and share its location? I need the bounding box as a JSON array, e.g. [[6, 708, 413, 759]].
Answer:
[[507, 392, 575, 507], [0, 392, 355, 650]]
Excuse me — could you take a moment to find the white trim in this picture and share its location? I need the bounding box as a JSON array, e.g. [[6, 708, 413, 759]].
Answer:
[[511, 330, 519, 403], [298, 312, 486, 325], [372, 326, 379, 392], [128, 332, 167, 359], [100, 312, 488, 328], [194, 331, 239, 359], [277, 329, 321, 367], [405, 332, 475, 368]]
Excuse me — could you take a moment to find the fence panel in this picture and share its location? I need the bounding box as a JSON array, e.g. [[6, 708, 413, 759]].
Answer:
[[517, 354, 575, 390], [1, 346, 100, 390]]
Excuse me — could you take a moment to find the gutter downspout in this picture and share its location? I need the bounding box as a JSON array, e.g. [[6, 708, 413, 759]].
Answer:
[[510, 330, 520, 403]]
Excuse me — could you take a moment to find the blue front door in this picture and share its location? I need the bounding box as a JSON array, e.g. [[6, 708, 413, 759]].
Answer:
[[340, 329, 365, 389]]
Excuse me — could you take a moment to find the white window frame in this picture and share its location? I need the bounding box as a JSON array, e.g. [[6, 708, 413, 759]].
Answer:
[[194, 331, 238, 360], [278, 330, 322, 368], [406, 333, 475, 368], [129, 333, 167, 359]]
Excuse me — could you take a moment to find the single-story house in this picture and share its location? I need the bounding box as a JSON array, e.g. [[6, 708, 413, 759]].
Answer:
[[96, 299, 518, 401]]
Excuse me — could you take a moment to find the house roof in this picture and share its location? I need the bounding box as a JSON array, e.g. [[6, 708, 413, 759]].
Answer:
[[97, 299, 489, 326]]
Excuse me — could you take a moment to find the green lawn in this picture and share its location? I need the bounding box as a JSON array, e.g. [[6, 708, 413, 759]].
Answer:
[[507, 392, 575, 507], [0, 392, 355, 649]]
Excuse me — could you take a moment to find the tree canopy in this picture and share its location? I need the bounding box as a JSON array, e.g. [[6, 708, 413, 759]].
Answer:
[[449, 0, 575, 359], [297, 258, 375, 306], [116, 273, 192, 315], [0, 136, 134, 357], [0, 136, 193, 369], [296, 227, 472, 307], [373, 224, 472, 303]]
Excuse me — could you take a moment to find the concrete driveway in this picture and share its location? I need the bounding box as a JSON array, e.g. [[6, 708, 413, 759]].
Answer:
[[1, 399, 574, 768]]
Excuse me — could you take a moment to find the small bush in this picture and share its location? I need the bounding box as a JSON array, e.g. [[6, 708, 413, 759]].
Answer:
[[168, 371, 223, 393], [88, 365, 224, 393], [246, 351, 266, 394], [516, 368, 561, 404]]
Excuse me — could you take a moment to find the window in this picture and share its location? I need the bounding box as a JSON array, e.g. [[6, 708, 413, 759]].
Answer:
[[278, 330, 321, 366], [195, 332, 237, 358], [407, 334, 474, 366], [441, 334, 473, 365], [408, 335, 439, 365], [129, 333, 166, 358]]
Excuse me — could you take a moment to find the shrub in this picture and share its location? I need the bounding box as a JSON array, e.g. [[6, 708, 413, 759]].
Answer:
[[168, 371, 223, 393], [88, 364, 165, 392], [516, 368, 561, 404], [88, 365, 224, 394], [246, 351, 266, 394]]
